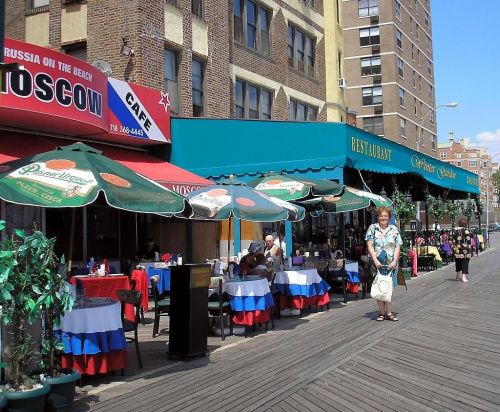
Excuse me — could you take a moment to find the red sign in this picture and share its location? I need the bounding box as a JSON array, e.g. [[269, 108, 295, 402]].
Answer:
[[1, 38, 109, 132]]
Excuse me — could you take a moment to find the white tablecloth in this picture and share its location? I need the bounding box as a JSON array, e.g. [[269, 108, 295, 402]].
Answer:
[[274, 268, 330, 297]]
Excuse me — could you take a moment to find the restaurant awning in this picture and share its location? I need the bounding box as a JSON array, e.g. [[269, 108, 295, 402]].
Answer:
[[0, 135, 213, 195], [169, 118, 479, 198]]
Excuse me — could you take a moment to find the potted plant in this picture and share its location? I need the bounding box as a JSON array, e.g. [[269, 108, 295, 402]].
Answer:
[[0, 220, 52, 411]]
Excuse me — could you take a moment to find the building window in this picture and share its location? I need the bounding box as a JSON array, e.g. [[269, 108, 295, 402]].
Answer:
[[411, 44, 415, 60], [396, 29, 402, 49], [413, 70, 416, 88], [359, 27, 380, 46], [235, 79, 272, 119], [431, 134, 436, 150], [363, 116, 384, 136], [425, 35, 431, 50], [418, 75, 422, 92], [398, 58, 403, 77], [427, 59, 432, 76], [457, 161, 462, 167], [166, 0, 179, 6], [164, 48, 180, 115], [288, 25, 315, 76], [410, 17, 413, 34], [417, 49, 421, 65], [362, 86, 382, 106], [430, 110, 434, 125], [400, 117, 406, 137], [469, 160, 478, 167], [428, 84, 433, 99], [456, 153, 462, 159], [234, 0, 271, 55], [425, 11, 430, 26], [360, 56, 381, 76], [192, 0, 203, 18], [192, 59, 205, 117], [440, 152, 447, 159], [415, 24, 419, 40], [27, 0, 48, 11], [394, 1, 401, 20], [483, 161, 488, 168], [62, 42, 87, 62], [289, 99, 317, 121], [399, 87, 405, 107], [358, 0, 378, 17], [414, 97, 417, 116]]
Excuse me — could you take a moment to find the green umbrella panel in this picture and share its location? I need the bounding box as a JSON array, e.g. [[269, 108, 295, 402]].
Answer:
[[296, 186, 392, 213], [247, 172, 345, 201]]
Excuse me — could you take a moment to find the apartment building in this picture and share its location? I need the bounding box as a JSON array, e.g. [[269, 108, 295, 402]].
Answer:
[[438, 133, 499, 222], [342, 0, 437, 156], [6, 0, 338, 123]]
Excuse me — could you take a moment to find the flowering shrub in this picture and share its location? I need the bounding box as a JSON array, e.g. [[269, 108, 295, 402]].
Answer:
[[415, 237, 425, 245]]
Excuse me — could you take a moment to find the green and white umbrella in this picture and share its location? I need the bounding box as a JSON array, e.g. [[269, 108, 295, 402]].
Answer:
[[296, 186, 392, 213], [0, 142, 191, 214], [247, 172, 345, 201]]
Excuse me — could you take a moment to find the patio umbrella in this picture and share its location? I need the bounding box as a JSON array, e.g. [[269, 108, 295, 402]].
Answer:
[[179, 176, 305, 266], [295, 186, 392, 213], [0, 142, 192, 274], [246, 172, 345, 201]]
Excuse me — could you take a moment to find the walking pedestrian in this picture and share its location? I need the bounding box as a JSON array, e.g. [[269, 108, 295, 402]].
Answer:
[[451, 218, 472, 282], [365, 206, 403, 321]]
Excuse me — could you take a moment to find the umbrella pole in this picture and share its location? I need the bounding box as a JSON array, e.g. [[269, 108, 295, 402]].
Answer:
[[67, 208, 76, 280], [227, 217, 231, 275]]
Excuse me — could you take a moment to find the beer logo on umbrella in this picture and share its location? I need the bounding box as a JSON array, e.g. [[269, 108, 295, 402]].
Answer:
[[100, 173, 132, 188]]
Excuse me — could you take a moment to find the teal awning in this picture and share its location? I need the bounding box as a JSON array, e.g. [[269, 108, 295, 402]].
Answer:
[[170, 118, 479, 195]]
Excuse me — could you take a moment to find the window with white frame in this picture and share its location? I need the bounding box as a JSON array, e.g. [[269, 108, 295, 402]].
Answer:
[[399, 87, 405, 107], [456, 161, 462, 167], [440, 152, 447, 159], [164, 48, 180, 115], [358, 0, 379, 17], [469, 160, 478, 167], [418, 75, 422, 92], [398, 58, 403, 77], [192, 0, 203, 18], [394, 1, 400, 20], [425, 35, 431, 50], [428, 84, 433, 99], [481, 171, 487, 178], [430, 110, 434, 125], [483, 161, 488, 167], [27, 0, 48, 11], [469, 153, 477, 157], [400, 117, 406, 136], [414, 97, 417, 115], [361, 56, 381, 76], [415, 23, 419, 40], [411, 44, 415, 60], [288, 24, 316, 77], [471, 170, 478, 175], [431, 134, 436, 150], [362, 86, 382, 106], [234, 0, 271, 55], [360, 27, 380, 46], [456, 153, 462, 158], [192, 58, 205, 117], [427, 59, 432, 76], [425, 11, 430, 26], [235, 79, 273, 119], [413, 70, 416, 88], [396, 29, 402, 49], [417, 49, 420, 65], [363, 116, 384, 135], [289, 98, 317, 121]]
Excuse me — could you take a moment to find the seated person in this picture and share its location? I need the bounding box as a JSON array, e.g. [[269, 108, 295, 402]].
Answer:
[[134, 238, 161, 262], [240, 242, 262, 275], [264, 235, 280, 258], [250, 254, 273, 280]]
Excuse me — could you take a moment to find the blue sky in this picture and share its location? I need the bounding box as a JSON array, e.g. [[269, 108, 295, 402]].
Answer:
[[433, 1, 500, 156]]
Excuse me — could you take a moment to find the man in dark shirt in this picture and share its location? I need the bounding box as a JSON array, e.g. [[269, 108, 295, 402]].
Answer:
[[135, 238, 161, 261]]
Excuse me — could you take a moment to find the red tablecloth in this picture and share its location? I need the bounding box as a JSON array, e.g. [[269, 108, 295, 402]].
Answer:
[[70, 276, 135, 321], [131, 270, 149, 312], [62, 350, 127, 375]]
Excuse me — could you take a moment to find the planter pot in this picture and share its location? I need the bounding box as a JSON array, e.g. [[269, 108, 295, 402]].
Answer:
[[3, 381, 51, 412], [400, 259, 409, 269], [0, 394, 7, 411], [44, 369, 81, 412]]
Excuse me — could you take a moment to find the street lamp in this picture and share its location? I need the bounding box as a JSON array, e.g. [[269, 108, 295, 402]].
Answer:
[[417, 103, 458, 152]]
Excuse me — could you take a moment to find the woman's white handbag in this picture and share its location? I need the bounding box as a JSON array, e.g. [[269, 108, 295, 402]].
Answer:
[[370, 267, 393, 302]]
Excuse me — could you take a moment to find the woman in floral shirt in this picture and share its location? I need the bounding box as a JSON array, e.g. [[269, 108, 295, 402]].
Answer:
[[451, 218, 471, 282], [365, 206, 403, 321]]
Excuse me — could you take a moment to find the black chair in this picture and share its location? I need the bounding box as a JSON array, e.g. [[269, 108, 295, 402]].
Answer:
[[116, 289, 143, 372], [208, 279, 232, 341], [150, 275, 170, 338], [270, 271, 281, 320]]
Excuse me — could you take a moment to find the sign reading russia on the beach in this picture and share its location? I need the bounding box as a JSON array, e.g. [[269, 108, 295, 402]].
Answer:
[[1, 38, 108, 131], [107, 77, 170, 143]]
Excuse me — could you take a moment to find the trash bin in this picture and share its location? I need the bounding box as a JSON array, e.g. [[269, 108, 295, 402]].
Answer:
[[168, 263, 212, 360]]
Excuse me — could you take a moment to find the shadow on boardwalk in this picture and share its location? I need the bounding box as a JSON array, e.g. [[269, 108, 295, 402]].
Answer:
[[73, 234, 500, 411]]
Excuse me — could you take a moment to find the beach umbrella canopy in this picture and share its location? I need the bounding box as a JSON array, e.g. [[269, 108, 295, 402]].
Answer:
[[0, 142, 191, 215], [247, 172, 344, 201], [296, 186, 392, 213], [183, 177, 305, 222]]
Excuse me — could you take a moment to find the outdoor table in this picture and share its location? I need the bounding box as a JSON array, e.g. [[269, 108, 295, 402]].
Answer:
[[413, 246, 443, 262], [222, 277, 274, 326], [55, 298, 127, 375], [70, 275, 134, 321], [274, 268, 330, 310], [440, 243, 452, 256], [148, 267, 171, 294]]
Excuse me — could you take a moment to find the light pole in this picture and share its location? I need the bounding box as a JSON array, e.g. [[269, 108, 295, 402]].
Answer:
[[417, 102, 458, 152], [486, 152, 500, 230]]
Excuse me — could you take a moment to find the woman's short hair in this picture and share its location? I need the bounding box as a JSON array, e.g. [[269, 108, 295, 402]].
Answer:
[[458, 218, 467, 227], [376, 206, 392, 218]]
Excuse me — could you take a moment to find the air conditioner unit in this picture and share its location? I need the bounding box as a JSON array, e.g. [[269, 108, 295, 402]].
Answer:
[[374, 104, 383, 113], [372, 44, 380, 52], [373, 74, 382, 82], [370, 14, 379, 23], [338, 78, 347, 90]]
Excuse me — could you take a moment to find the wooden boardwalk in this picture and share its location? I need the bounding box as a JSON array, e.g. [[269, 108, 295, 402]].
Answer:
[[73, 234, 500, 411]]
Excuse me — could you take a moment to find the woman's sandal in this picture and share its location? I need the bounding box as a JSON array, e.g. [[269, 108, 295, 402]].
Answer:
[[376, 314, 385, 322], [386, 313, 399, 321]]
